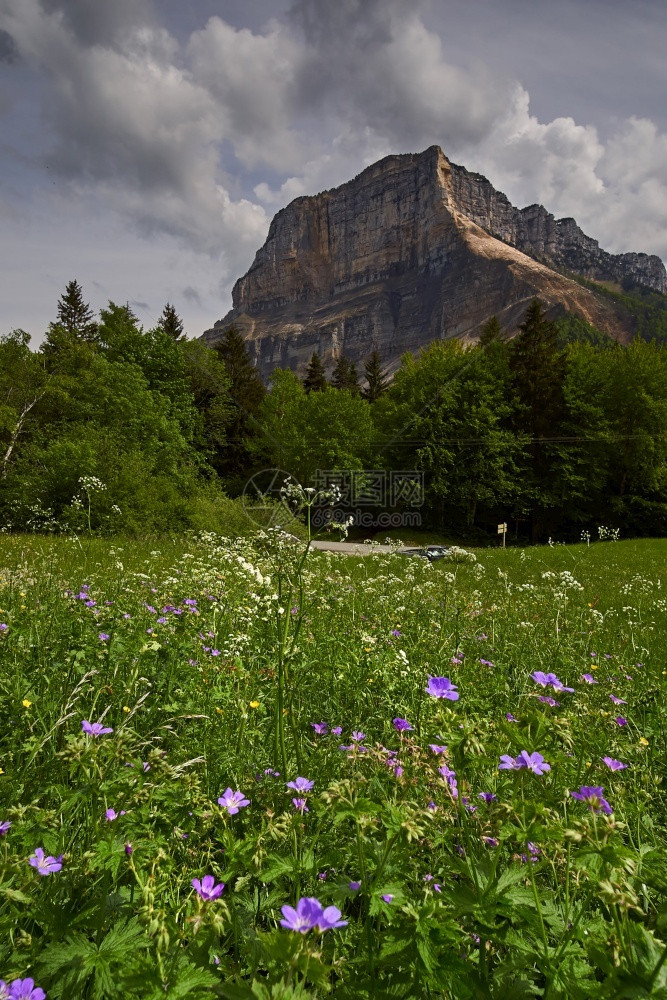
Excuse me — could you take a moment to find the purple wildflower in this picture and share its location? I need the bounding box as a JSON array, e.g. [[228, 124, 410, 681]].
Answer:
[[505, 713, 517, 722], [218, 788, 250, 814], [615, 716, 628, 726], [391, 629, 401, 637], [310, 722, 328, 735], [331, 726, 342, 735], [538, 695, 559, 707], [0, 820, 11, 835], [478, 792, 497, 803], [499, 751, 551, 775], [479, 658, 495, 667], [349, 881, 361, 891], [581, 673, 598, 684], [521, 842, 541, 863], [429, 744, 447, 754], [393, 717, 413, 731], [7, 980, 46, 1000], [516, 750, 551, 775], [438, 765, 458, 797], [192, 875, 225, 900], [530, 671, 574, 693], [280, 897, 347, 933], [498, 754, 517, 770], [425, 676, 459, 700], [0, 623, 8, 631], [29, 847, 63, 875], [98, 632, 110, 641], [105, 808, 118, 821], [381, 894, 394, 904], [81, 719, 113, 736], [483, 836, 499, 847], [610, 694, 627, 705], [530, 670, 550, 687], [292, 798, 309, 813], [286, 777, 314, 793], [125, 843, 133, 855], [602, 756, 628, 771], [570, 786, 612, 815], [351, 731, 366, 742]]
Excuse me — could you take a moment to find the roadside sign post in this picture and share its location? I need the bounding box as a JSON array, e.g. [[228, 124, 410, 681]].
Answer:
[[497, 522, 507, 548]]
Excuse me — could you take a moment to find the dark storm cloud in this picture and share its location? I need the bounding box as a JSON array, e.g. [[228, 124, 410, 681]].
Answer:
[[287, 0, 513, 149], [40, 0, 156, 47], [1, 0, 667, 347], [0, 28, 18, 61], [426, 0, 667, 137]]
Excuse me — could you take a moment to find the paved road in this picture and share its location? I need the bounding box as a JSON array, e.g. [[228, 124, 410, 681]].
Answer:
[[310, 540, 404, 555]]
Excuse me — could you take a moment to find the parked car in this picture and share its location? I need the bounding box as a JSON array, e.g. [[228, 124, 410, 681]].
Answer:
[[400, 545, 450, 561]]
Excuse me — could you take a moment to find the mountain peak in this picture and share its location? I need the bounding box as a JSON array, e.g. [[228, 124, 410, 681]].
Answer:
[[203, 147, 666, 377]]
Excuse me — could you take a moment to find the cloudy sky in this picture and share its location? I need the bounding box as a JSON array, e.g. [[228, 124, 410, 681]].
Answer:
[[1, 0, 666, 342]]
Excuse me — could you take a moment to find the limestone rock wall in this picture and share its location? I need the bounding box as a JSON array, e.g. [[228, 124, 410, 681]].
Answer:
[[203, 146, 666, 379]]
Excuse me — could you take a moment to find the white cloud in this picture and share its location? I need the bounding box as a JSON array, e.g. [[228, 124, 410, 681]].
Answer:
[[455, 88, 667, 260], [187, 16, 304, 171]]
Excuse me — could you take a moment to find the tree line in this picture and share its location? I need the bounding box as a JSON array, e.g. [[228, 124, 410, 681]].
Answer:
[[1, 281, 666, 541]]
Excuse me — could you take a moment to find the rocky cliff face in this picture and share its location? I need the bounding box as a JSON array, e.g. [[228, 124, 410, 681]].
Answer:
[[203, 146, 667, 378], [446, 162, 667, 292]]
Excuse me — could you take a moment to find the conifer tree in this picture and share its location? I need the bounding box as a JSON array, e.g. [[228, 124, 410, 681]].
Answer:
[[213, 326, 266, 480], [362, 350, 389, 402], [478, 315, 503, 346], [157, 302, 185, 341], [509, 299, 567, 539], [303, 352, 328, 393], [510, 300, 564, 439], [55, 279, 98, 342], [42, 279, 98, 361], [331, 355, 360, 393]]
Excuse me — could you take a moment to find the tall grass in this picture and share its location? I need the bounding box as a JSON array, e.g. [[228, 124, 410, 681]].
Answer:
[[0, 531, 665, 997]]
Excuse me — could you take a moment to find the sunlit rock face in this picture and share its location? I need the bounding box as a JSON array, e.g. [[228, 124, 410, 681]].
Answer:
[[203, 146, 666, 378]]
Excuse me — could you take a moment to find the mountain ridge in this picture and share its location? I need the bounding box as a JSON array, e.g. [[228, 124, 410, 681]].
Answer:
[[203, 146, 667, 376]]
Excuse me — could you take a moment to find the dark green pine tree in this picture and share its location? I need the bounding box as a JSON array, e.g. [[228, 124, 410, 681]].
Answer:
[[303, 352, 328, 393], [509, 299, 567, 539], [478, 315, 503, 347], [362, 350, 389, 402], [42, 279, 98, 361], [213, 326, 266, 482], [331, 355, 360, 394], [55, 279, 98, 342], [157, 302, 185, 341]]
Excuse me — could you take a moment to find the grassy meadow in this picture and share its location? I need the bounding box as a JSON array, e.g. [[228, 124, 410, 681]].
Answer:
[[0, 529, 666, 998]]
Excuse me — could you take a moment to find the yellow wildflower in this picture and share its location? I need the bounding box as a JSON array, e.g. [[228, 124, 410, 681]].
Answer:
[[22, 699, 32, 708], [249, 701, 260, 709], [123, 706, 131, 713], [639, 737, 649, 746]]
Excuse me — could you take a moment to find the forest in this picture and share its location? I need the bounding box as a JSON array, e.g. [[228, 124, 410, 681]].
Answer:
[[1, 281, 666, 542]]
